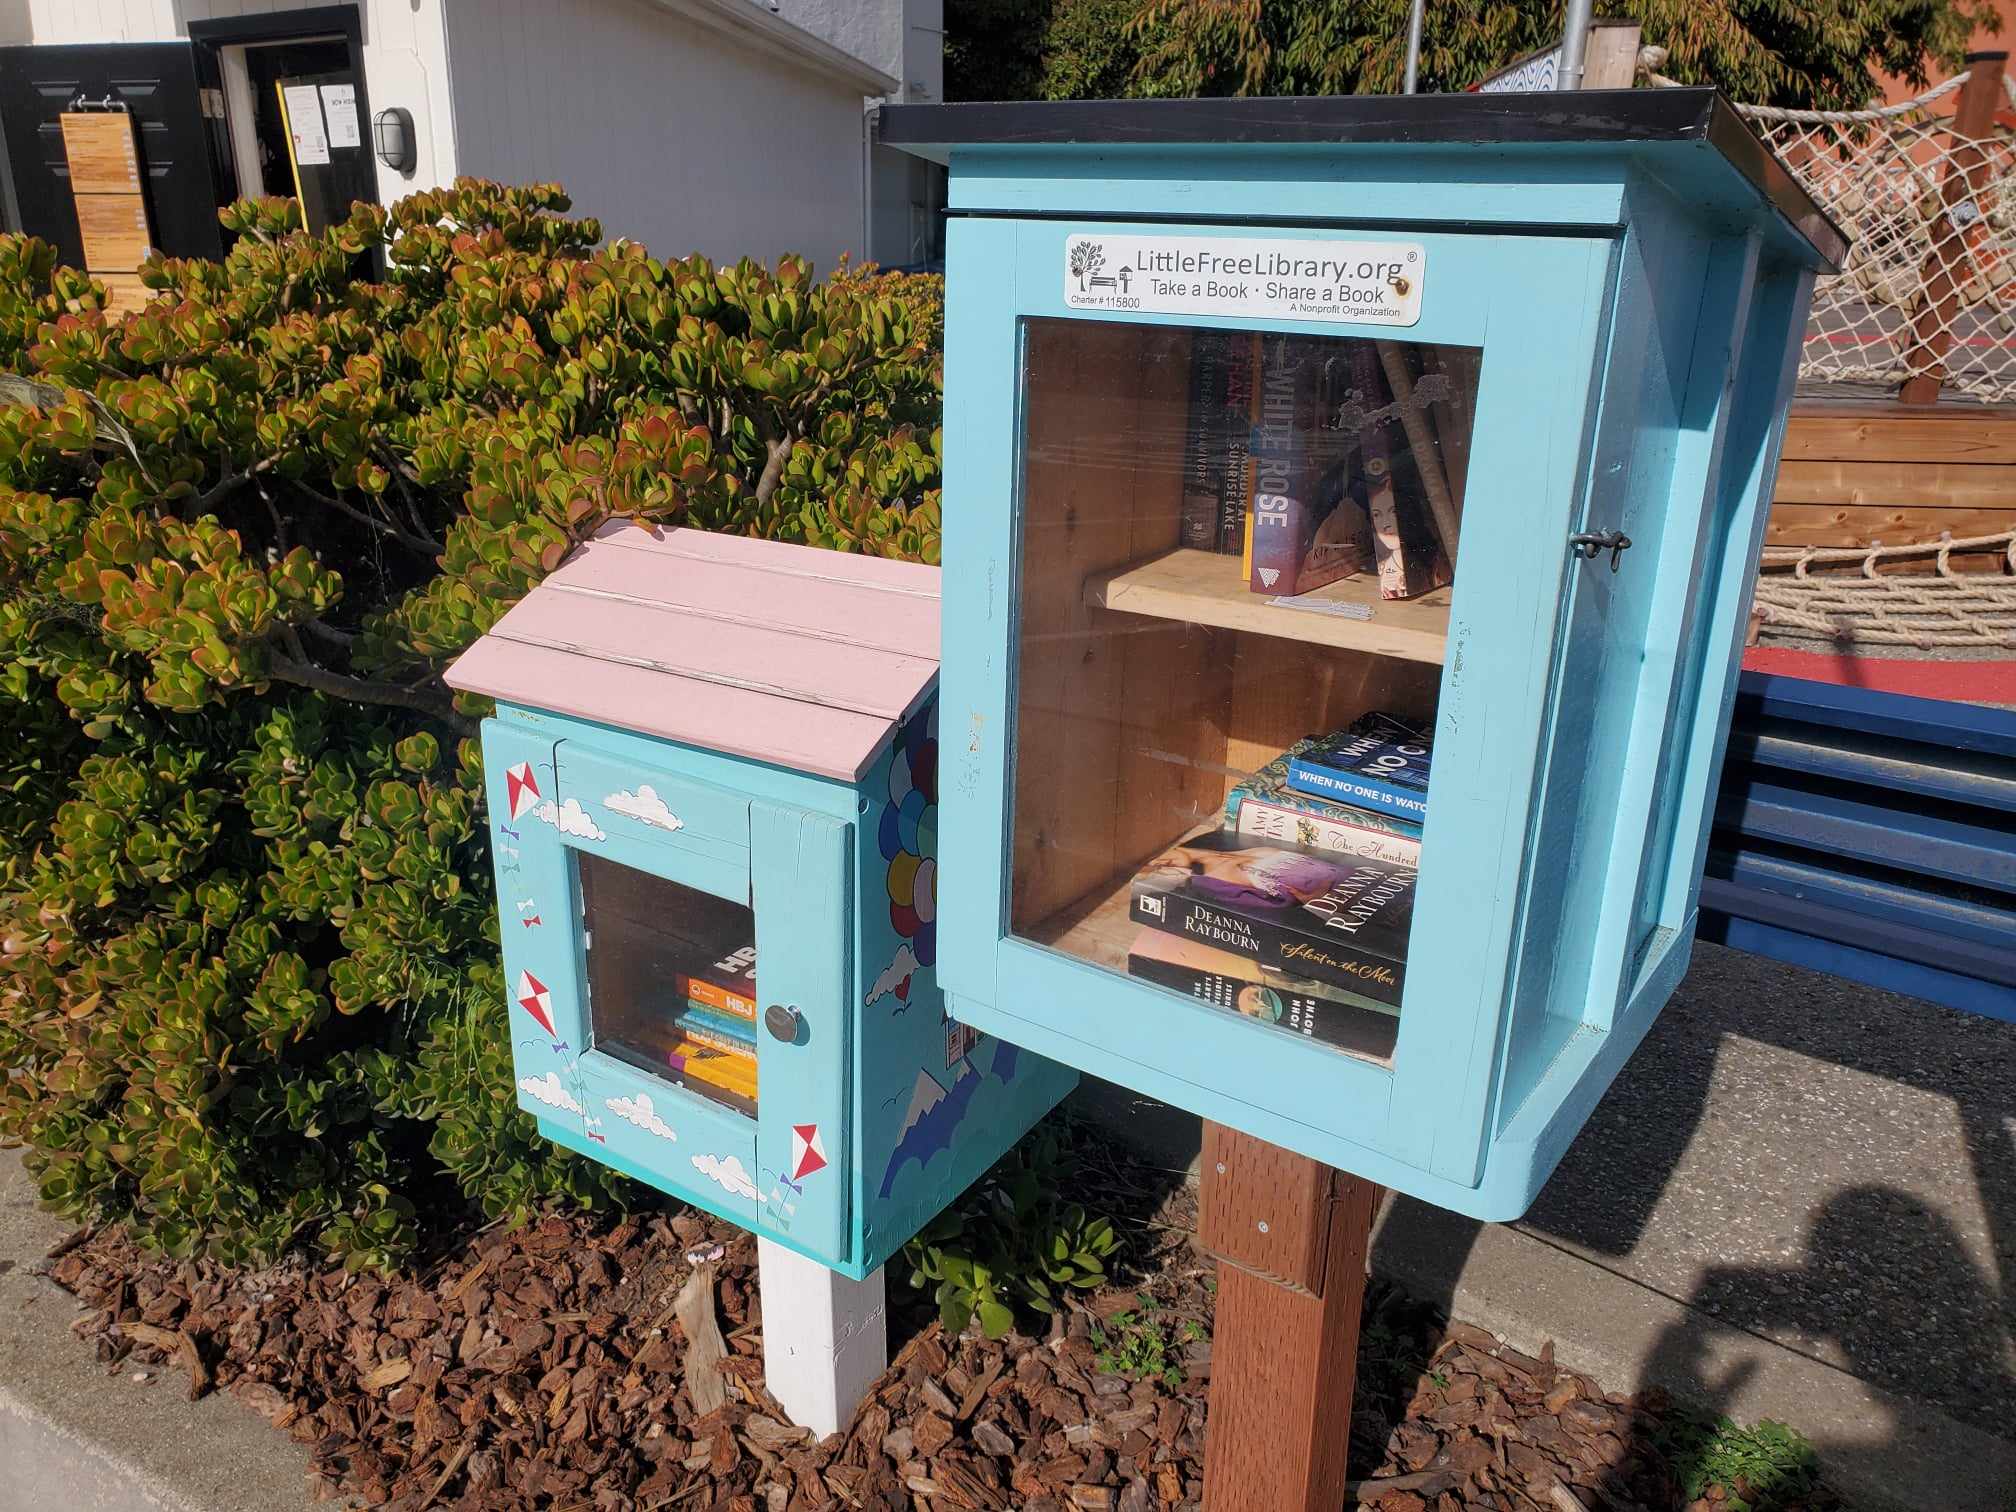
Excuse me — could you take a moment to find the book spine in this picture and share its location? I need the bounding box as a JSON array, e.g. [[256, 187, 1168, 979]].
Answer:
[[1247, 335, 1362, 597], [1126, 952, 1398, 1057], [1179, 331, 1227, 551], [1129, 887, 1404, 1006], [678, 1021, 758, 1059], [1217, 334, 1258, 554], [683, 976, 757, 1022], [1228, 793, 1422, 868], [679, 1001, 758, 1046], [669, 1041, 759, 1098], [1352, 345, 1418, 600], [1281, 759, 1429, 821]]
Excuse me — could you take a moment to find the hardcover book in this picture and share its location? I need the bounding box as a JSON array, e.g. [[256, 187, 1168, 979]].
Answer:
[[1127, 927, 1399, 1063], [1128, 829, 1415, 1007], [1225, 743, 1423, 868], [1179, 330, 1229, 551], [1283, 713, 1432, 823], [1246, 333, 1371, 597]]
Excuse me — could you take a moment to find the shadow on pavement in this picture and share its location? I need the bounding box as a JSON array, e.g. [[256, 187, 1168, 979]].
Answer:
[[1373, 939, 2016, 1481]]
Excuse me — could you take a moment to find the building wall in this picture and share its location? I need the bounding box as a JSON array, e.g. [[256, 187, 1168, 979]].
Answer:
[[15, 0, 459, 195], [441, 0, 873, 270]]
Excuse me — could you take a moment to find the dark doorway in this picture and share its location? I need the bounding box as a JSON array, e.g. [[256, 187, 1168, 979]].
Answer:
[[190, 6, 375, 238], [0, 42, 225, 268], [238, 40, 374, 232]]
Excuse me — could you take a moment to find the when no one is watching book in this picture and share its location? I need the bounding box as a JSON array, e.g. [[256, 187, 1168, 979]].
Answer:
[[1127, 927, 1398, 1063], [1128, 829, 1415, 1008], [1283, 712, 1432, 823]]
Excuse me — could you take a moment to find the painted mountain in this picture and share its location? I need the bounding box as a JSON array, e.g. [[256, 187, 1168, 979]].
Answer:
[[876, 1039, 1020, 1199]]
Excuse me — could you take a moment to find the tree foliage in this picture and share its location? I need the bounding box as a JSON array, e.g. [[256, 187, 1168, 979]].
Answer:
[[0, 183, 942, 1269], [1127, 0, 2000, 110], [946, 0, 1162, 101]]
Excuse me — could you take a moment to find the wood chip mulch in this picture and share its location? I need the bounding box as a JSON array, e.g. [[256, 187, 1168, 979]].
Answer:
[[39, 1203, 1844, 1512]]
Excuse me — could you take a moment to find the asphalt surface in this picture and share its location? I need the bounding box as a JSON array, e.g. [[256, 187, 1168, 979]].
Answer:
[[1515, 940, 2016, 1438]]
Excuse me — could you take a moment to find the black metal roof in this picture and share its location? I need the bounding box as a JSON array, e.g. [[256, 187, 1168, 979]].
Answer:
[[877, 89, 1847, 270]]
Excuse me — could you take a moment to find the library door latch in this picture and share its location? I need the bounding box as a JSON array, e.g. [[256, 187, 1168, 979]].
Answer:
[[1569, 529, 1633, 572]]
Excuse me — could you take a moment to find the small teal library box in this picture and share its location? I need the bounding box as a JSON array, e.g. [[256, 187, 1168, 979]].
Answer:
[[879, 90, 1845, 1220], [444, 526, 1074, 1277]]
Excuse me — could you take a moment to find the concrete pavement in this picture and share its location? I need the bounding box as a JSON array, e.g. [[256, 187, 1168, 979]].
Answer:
[[1077, 939, 2016, 1512], [0, 1146, 314, 1512]]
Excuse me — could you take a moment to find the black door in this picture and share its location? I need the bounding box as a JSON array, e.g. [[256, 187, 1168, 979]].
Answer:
[[0, 43, 225, 269]]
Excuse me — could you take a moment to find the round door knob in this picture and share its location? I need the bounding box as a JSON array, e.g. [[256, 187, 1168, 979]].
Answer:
[[764, 1003, 801, 1043]]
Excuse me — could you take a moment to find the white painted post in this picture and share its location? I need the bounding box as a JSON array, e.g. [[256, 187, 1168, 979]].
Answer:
[[756, 1237, 888, 1438]]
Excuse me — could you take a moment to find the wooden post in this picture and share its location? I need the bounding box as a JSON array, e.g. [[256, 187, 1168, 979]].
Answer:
[[1197, 1122, 1383, 1512], [757, 1238, 888, 1438], [1899, 52, 2010, 406]]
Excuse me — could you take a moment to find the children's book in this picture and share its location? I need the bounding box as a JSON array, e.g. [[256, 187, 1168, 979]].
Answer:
[[675, 1005, 758, 1059], [1127, 829, 1414, 1007], [679, 940, 757, 1022], [1225, 744, 1422, 868], [1282, 713, 1432, 823], [1126, 927, 1398, 1062]]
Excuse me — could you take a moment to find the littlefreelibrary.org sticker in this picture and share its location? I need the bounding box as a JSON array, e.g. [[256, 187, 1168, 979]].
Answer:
[[1063, 233, 1424, 326]]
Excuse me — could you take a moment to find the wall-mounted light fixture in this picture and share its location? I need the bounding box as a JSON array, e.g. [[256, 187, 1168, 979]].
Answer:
[[373, 107, 415, 175]]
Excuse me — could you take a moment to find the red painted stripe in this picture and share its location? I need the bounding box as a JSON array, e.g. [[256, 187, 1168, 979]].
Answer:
[[1741, 645, 2016, 703]]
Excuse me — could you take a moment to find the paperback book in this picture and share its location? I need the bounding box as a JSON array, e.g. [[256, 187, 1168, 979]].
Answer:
[[1127, 927, 1399, 1062], [678, 939, 758, 1022], [674, 1002, 757, 1058], [1225, 744, 1422, 868], [1128, 829, 1415, 1007], [1283, 713, 1432, 823]]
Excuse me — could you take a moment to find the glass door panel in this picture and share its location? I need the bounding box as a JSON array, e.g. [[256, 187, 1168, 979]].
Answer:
[[1010, 317, 1482, 1067], [579, 850, 759, 1119]]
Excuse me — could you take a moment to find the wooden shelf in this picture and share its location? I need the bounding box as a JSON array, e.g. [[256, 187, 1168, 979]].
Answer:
[[1083, 549, 1450, 665]]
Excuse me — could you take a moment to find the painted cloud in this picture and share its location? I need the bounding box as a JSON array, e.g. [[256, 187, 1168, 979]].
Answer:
[[532, 796, 606, 842], [606, 1092, 677, 1141], [604, 785, 686, 833], [692, 1151, 760, 1201], [865, 942, 920, 1007], [518, 1071, 582, 1115]]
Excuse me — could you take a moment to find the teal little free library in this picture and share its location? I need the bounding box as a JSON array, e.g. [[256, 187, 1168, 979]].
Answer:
[[878, 90, 1845, 1221], [444, 529, 1074, 1282]]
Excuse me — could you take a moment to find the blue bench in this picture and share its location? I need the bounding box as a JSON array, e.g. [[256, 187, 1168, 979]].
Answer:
[[1698, 670, 2016, 1025]]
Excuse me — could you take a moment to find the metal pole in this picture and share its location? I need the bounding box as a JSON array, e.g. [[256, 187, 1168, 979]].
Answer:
[[1402, 0, 1425, 93], [1556, 0, 1593, 90]]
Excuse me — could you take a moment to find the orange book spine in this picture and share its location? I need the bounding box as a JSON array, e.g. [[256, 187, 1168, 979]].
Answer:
[[683, 976, 757, 1021]]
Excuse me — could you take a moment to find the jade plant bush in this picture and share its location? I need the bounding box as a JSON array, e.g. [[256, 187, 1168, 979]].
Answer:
[[0, 183, 942, 1269]]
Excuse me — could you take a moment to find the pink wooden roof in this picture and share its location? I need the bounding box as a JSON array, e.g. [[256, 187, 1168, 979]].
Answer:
[[445, 524, 940, 782]]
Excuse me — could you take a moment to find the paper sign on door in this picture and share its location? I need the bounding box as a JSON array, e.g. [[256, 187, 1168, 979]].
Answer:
[[281, 84, 330, 166], [320, 84, 362, 150]]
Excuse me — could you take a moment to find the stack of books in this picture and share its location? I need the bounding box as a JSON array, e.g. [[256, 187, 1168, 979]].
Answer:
[[1225, 712, 1431, 866], [1173, 330, 1456, 602], [1124, 828, 1414, 1062], [666, 941, 759, 1115]]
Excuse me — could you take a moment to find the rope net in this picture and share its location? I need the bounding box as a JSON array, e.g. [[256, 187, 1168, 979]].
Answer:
[[1754, 532, 2016, 648], [1730, 72, 2016, 404]]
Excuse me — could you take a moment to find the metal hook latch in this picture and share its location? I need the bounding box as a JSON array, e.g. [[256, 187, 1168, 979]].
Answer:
[[1569, 529, 1633, 572]]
